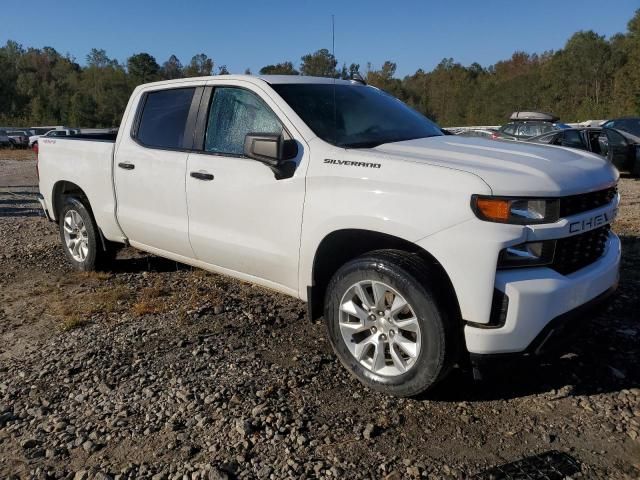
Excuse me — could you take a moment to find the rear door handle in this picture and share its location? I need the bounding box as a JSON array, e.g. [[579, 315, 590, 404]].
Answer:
[[118, 162, 135, 170], [190, 171, 214, 181]]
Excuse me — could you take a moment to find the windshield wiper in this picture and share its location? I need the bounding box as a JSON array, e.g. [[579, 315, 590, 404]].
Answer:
[[340, 134, 442, 149], [339, 141, 385, 149]]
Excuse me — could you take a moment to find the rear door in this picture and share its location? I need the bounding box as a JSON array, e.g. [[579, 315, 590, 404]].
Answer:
[[114, 86, 202, 258], [185, 82, 307, 293], [604, 128, 633, 170]]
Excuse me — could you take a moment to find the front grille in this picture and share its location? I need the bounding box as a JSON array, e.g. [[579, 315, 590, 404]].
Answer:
[[551, 225, 610, 275], [560, 186, 617, 218]]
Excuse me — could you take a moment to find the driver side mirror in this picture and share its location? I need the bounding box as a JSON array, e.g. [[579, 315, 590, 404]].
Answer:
[[244, 133, 298, 167]]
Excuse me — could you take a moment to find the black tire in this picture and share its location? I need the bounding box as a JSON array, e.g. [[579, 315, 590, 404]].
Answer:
[[324, 249, 457, 397], [58, 197, 113, 271]]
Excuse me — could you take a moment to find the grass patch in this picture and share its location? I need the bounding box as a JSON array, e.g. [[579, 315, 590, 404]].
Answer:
[[131, 285, 171, 317], [50, 284, 132, 330], [60, 315, 89, 331], [75, 271, 112, 281]]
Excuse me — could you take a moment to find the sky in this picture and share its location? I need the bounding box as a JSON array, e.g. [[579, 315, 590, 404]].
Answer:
[[2, 0, 639, 76]]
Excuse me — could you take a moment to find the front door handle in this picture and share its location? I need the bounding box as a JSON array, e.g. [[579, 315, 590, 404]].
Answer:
[[118, 162, 135, 170], [190, 171, 214, 181]]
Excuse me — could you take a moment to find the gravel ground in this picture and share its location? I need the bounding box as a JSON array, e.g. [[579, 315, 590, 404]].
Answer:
[[1, 153, 639, 479]]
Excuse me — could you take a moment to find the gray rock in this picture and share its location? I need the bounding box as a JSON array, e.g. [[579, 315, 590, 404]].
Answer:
[[20, 438, 39, 449], [363, 423, 377, 440]]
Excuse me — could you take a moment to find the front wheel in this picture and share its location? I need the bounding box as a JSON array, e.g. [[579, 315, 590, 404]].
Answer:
[[58, 197, 112, 271], [324, 250, 456, 397]]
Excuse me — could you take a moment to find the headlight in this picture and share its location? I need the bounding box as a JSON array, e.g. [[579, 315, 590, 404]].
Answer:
[[471, 195, 560, 224], [498, 240, 556, 268]]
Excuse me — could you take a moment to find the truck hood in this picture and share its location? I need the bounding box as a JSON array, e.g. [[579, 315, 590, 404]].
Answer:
[[373, 136, 618, 196]]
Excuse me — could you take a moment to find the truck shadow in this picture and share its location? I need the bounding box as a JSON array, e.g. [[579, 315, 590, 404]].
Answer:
[[424, 233, 640, 402], [109, 252, 193, 273], [0, 191, 43, 218]]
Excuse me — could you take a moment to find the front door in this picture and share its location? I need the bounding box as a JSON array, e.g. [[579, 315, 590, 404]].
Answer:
[[186, 84, 306, 293]]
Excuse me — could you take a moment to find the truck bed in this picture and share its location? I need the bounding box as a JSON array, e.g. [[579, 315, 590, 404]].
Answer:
[[38, 137, 122, 241]]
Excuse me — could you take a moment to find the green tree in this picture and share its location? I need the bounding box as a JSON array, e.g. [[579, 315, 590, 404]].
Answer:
[[183, 53, 213, 77], [259, 61, 299, 75], [127, 53, 160, 85], [366, 61, 404, 98], [300, 49, 338, 77], [161, 55, 183, 80]]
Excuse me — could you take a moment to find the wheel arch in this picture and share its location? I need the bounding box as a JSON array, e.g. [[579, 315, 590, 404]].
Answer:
[[51, 180, 91, 221], [53, 182, 111, 254], [307, 228, 461, 323]]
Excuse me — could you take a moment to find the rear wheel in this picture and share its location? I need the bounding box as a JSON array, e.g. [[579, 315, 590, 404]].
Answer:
[[58, 197, 114, 271], [324, 250, 456, 397]]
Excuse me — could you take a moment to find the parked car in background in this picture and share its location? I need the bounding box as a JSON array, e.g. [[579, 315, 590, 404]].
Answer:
[[31, 128, 80, 147], [28, 126, 67, 147], [455, 128, 498, 139], [602, 117, 640, 138], [527, 127, 640, 175], [7, 130, 30, 148], [495, 112, 570, 140], [0, 129, 14, 148]]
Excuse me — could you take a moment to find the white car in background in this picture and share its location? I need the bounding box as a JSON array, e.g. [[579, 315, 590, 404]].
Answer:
[[30, 128, 79, 147]]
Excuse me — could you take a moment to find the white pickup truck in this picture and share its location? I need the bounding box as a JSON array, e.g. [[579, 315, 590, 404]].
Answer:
[[37, 75, 620, 396]]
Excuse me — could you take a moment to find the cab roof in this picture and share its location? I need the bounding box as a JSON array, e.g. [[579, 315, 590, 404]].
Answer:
[[137, 74, 361, 90]]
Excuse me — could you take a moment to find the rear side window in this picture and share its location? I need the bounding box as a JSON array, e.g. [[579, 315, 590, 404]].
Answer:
[[502, 124, 516, 135], [561, 130, 585, 149], [136, 88, 195, 149], [204, 87, 283, 156], [536, 133, 559, 144]]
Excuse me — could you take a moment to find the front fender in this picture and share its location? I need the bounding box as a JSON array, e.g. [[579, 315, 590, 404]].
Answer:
[[298, 148, 493, 299]]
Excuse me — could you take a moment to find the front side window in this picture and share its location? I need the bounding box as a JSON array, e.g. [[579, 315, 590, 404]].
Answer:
[[205, 87, 283, 156], [136, 88, 195, 149], [272, 83, 442, 148], [618, 119, 640, 137], [605, 128, 628, 148]]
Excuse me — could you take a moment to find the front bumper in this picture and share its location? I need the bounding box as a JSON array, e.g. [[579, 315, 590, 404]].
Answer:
[[464, 231, 620, 355]]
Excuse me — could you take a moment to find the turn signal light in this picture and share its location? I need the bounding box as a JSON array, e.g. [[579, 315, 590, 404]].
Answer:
[[475, 198, 510, 222], [471, 195, 560, 225]]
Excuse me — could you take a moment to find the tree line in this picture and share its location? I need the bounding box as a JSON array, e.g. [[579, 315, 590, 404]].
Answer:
[[1, 9, 639, 128]]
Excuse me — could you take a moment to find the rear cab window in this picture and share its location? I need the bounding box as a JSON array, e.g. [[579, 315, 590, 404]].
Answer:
[[135, 88, 196, 149]]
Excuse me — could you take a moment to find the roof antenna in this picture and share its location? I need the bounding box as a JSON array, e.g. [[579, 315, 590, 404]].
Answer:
[[332, 14, 336, 65], [332, 14, 338, 146]]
